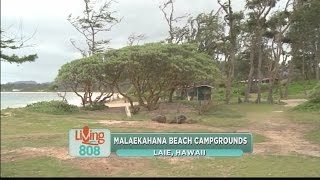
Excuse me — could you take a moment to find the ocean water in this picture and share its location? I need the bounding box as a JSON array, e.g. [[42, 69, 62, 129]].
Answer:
[[0, 92, 114, 110]]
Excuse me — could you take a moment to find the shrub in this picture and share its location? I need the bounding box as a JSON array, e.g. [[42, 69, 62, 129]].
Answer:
[[309, 82, 320, 99], [25, 101, 79, 114], [82, 103, 108, 111], [293, 97, 320, 112], [212, 88, 225, 102], [260, 84, 269, 92], [293, 82, 320, 112]]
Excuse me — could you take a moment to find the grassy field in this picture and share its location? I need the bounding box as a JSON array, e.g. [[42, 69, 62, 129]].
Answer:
[[1, 100, 320, 177], [2, 155, 319, 177], [286, 111, 320, 144]]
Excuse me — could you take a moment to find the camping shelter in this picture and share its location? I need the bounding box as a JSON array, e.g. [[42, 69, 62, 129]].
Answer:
[[187, 85, 213, 101]]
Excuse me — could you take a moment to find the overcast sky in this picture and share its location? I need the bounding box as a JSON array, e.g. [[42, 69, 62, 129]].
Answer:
[[3, 0, 284, 84]]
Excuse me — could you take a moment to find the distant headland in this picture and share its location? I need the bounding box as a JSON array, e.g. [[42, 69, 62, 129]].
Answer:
[[1, 81, 53, 92]]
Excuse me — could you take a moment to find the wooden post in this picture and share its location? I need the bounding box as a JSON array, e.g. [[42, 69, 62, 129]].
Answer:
[[125, 106, 132, 118]]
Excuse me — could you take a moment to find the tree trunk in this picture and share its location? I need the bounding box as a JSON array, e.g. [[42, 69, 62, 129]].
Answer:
[[225, 18, 236, 104], [244, 38, 256, 102], [284, 61, 293, 99], [168, 88, 175, 103], [114, 84, 135, 111], [279, 85, 284, 99], [147, 96, 160, 111], [267, 83, 274, 104], [225, 79, 232, 104], [315, 47, 319, 80], [302, 55, 307, 96], [267, 38, 281, 104], [256, 45, 262, 104], [255, 34, 263, 104]]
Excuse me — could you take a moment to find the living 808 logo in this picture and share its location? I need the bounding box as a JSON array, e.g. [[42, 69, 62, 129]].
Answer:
[[69, 126, 111, 157]]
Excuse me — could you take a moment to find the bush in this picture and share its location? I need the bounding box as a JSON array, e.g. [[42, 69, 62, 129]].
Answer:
[[174, 96, 186, 100], [25, 101, 79, 114], [212, 88, 225, 102], [309, 82, 320, 99], [260, 84, 269, 92], [82, 103, 108, 111], [293, 97, 320, 112], [287, 80, 318, 97]]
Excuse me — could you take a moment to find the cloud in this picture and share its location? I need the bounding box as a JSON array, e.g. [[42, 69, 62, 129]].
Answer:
[[1, 0, 246, 83]]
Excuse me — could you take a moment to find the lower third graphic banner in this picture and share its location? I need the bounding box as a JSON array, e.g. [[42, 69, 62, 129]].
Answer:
[[69, 128, 253, 157], [111, 133, 252, 157]]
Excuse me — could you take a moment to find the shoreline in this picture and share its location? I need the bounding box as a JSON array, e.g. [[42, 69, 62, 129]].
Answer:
[[1, 92, 122, 110]]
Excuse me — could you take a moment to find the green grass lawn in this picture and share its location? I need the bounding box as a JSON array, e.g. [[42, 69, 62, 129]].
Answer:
[[2, 154, 319, 177], [137, 155, 320, 177], [253, 134, 267, 143], [286, 111, 320, 144], [1, 157, 87, 177]]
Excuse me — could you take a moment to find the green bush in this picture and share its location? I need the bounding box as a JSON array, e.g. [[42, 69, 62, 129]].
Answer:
[[287, 80, 318, 98], [309, 82, 320, 99], [25, 101, 79, 114], [212, 88, 225, 102], [174, 96, 186, 100], [260, 83, 269, 92], [293, 97, 320, 112], [293, 82, 320, 112], [82, 103, 108, 111]]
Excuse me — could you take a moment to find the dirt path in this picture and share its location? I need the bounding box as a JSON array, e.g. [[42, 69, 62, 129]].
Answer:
[[281, 99, 308, 107], [240, 99, 320, 157], [244, 113, 320, 157]]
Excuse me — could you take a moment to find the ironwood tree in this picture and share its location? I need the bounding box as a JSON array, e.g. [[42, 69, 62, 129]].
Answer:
[[67, 0, 121, 57]]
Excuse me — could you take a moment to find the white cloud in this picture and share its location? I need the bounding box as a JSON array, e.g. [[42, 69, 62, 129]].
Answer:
[[1, 0, 247, 83]]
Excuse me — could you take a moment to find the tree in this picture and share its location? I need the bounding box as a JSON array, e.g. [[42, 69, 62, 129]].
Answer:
[[100, 48, 137, 113], [159, 0, 190, 44], [289, 0, 320, 81], [127, 33, 147, 46], [183, 10, 225, 58], [103, 43, 219, 110], [266, 0, 292, 103], [218, 0, 244, 104], [159, 0, 191, 102], [245, 0, 277, 103], [67, 0, 121, 57], [0, 29, 38, 64], [55, 55, 114, 107]]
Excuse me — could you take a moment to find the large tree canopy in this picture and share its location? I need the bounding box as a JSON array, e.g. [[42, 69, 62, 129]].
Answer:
[[56, 43, 220, 111], [55, 55, 114, 107], [103, 43, 220, 110]]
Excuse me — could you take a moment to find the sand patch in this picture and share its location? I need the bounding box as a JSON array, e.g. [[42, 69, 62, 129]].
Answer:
[[163, 157, 194, 165], [1, 112, 13, 118]]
